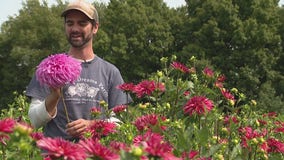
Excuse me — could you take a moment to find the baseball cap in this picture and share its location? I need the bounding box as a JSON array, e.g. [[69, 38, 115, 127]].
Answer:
[[61, 0, 99, 23]]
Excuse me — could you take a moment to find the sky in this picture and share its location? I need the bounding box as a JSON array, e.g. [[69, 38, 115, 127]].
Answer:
[[0, 0, 185, 25], [1, 0, 284, 25]]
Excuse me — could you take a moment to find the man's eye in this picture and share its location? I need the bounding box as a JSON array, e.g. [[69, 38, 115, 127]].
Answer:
[[80, 23, 88, 26], [66, 22, 73, 26]]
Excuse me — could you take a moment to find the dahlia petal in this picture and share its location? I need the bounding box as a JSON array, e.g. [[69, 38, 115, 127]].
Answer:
[[36, 53, 82, 88]]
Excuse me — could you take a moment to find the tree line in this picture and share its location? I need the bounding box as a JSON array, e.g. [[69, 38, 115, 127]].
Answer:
[[0, 0, 283, 112]]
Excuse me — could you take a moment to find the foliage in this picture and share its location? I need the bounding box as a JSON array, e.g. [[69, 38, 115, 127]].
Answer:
[[0, 0, 66, 108], [0, 0, 283, 116], [0, 92, 42, 160], [1, 56, 284, 159], [98, 0, 175, 81], [181, 0, 283, 108]]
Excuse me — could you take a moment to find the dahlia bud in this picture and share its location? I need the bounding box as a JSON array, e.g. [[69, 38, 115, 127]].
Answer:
[[157, 71, 163, 77], [131, 146, 143, 156]]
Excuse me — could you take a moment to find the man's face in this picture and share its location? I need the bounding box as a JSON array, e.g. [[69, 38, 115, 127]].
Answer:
[[64, 10, 98, 48]]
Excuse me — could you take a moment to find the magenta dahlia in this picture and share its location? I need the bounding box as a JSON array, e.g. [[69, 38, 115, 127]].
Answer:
[[36, 53, 82, 88], [0, 118, 15, 145], [112, 105, 127, 114], [116, 82, 135, 92], [133, 131, 177, 159], [0, 118, 15, 133], [134, 114, 166, 132], [220, 88, 235, 101], [133, 80, 165, 98], [109, 141, 130, 153], [181, 150, 199, 159], [90, 107, 101, 117], [36, 137, 87, 160], [267, 138, 284, 153], [87, 120, 117, 138], [30, 132, 44, 141], [171, 61, 190, 73], [203, 66, 214, 77], [183, 96, 214, 116], [79, 138, 119, 160]]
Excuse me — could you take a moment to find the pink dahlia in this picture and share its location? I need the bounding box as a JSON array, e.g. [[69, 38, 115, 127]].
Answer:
[[87, 120, 116, 138], [36, 53, 82, 88], [109, 141, 130, 153], [220, 88, 235, 101], [134, 114, 166, 132], [215, 75, 226, 89], [171, 61, 189, 73], [79, 138, 119, 160], [203, 67, 214, 77], [133, 80, 165, 98], [0, 118, 15, 133], [181, 150, 199, 159], [274, 121, 284, 133], [267, 138, 284, 153], [0, 118, 15, 145], [238, 126, 267, 148], [183, 90, 191, 96], [263, 112, 278, 118], [30, 132, 44, 141], [90, 107, 101, 117], [112, 105, 127, 114], [223, 115, 239, 125], [36, 137, 87, 160], [116, 82, 135, 92], [133, 131, 176, 159], [238, 126, 267, 140], [217, 74, 226, 82], [183, 96, 214, 116]]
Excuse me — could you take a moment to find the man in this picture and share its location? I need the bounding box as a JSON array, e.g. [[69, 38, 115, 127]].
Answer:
[[26, 0, 131, 140]]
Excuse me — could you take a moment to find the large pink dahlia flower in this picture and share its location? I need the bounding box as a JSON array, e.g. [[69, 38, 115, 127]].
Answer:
[[183, 96, 214, 116], [36, 53, 82, 88], [37, 137, 87, 160]]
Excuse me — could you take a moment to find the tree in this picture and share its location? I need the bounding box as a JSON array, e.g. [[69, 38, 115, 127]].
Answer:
[[0, 0, 66, 108], [180, 0, 283, 109], [275, 6, 284, 97], [257, 81, 284, 113], [97, 0, 175, 82]]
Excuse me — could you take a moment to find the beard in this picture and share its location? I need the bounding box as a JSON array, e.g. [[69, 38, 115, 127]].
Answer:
[[67, 31, 93, 48]]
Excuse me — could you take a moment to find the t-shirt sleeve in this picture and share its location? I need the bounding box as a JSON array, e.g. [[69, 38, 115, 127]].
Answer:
[[108, 68, 132, 108], [28, 98, 57, 128], [25, 74, 50, 100]]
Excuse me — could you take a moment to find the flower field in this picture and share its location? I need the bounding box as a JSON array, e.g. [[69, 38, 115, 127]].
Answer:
[[1, 55, 284, 160]]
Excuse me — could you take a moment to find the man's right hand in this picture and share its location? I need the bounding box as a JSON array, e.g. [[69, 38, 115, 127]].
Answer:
[[45, 87, 61, 117]]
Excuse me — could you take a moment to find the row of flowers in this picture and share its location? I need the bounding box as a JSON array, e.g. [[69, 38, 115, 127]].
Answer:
[[1, 55, 284, 160]]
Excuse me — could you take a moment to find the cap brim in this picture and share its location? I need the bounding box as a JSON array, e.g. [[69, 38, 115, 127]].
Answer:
[[61, 8, 94, 20]]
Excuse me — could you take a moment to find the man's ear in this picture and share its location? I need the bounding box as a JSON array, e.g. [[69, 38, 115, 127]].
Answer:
[[93, 23, 99, 34]]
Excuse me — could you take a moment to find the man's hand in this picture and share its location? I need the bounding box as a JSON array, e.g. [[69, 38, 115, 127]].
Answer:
[[66, 119, 91, 137], [45, 87, 61, 117]]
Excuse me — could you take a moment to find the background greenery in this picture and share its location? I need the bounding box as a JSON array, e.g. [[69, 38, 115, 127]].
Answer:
[[0, 0, 283, 112]]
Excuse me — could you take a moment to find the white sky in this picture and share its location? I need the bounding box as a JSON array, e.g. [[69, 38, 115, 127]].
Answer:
[[1, 0, 284, 25], [0, 0, 185, 25]]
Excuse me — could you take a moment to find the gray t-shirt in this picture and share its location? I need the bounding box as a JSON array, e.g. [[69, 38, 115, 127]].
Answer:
[[26, 55, 131, 139]]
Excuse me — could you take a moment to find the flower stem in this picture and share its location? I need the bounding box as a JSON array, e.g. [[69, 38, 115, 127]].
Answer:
[[1, 144, 6, 160], [61, 88, 70, 123]]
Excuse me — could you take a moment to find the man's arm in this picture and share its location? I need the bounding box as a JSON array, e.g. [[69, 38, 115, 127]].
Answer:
[[28, 88, 60, 128]]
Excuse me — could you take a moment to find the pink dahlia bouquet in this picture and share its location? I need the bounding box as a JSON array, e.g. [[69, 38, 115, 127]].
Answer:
[[36, 53, 82, 88]]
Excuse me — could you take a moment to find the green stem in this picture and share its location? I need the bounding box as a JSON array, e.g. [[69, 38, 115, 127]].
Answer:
[[1, 144, 6, 160], [61, 88, 70, 123]]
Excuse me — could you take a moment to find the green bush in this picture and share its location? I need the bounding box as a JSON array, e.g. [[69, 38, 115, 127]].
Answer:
[[1, 55, 283, 160]]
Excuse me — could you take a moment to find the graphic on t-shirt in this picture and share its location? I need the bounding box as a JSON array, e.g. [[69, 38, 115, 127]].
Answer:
[[66, 83, 99, 97], [65, 82, 100, 103]]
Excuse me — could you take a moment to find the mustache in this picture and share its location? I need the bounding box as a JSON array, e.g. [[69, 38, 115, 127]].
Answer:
[[70, 32, 83, 36]]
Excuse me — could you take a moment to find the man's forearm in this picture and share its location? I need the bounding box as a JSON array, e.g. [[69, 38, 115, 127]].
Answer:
[[45, 89, 61, 117], [28, 98, 57, 128]]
